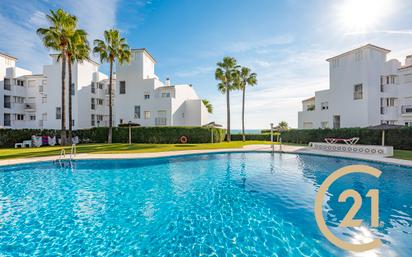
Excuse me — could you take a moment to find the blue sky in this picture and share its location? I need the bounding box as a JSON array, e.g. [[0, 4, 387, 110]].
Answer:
[[1, 0, 412, 129]]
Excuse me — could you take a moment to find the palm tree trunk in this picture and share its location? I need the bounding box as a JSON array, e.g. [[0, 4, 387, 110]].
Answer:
[[226, 83, 231, 142], [242, 86, 246, 142], [68, 58, 73, 145], [61, 52, 67, 146], [108, 61, 113, 144]]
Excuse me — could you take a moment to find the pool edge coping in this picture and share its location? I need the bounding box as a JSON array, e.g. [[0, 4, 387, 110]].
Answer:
[[1, 145, 412, 168]]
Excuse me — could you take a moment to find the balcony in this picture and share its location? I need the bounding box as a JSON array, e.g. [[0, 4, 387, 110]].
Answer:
[[380, 106, 398, 119], [155, 117, 167, 126], [24, 103, 36, 112], [401, 105, 412, 116]]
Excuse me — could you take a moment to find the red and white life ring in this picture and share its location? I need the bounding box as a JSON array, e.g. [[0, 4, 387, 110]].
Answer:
[[179, 135, 188, 144]]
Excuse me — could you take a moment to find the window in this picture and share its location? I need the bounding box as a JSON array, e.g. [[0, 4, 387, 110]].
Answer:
[[119, 119, 123, 124], [15, 114, 24, 121], [16, 80, 24, 86], [144, 92, 150, 99], [97, 115, 103, 122], [321, 102, 329, 110], [42, 96, 47, 104], [405, 121, 412, 127], [4, 78, 11, 90], [56, 107, 61, 120], [134, 105, 141, 119], [354, 84, 363, 100], [4, 95, 11, 108], [120, 81, 126, 94], [30, 115, 36, 121], [39, 85, 44, 93], [386, 98, 396, 107], [321, 121, 328, 128], [97, 98, 104, 105], [14, 96, 24, 104], [144, 111, 151, 119], [91, 114, 95, 126], [42, 113, 47, 121], [182, 112, 185, 118], [161, 92, 170, 98], [3, 113, 11, 126], [98, 83, 103, 89], [71, 83, 75, 95], [91, 98, 95, 110], [333, 115, 341, 129], [91, 82, 96, 93]]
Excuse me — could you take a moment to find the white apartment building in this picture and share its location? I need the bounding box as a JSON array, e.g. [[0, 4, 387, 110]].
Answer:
[[1, 48, 207, 129], [298, 44, 412, 129], [114, 48, 208, 126]]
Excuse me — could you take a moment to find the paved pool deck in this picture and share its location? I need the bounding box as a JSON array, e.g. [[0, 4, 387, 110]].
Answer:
[[1, 144, 412, 167]]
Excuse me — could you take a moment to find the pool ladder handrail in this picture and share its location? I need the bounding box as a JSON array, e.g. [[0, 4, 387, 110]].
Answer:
[[57, 144, 76, 167]]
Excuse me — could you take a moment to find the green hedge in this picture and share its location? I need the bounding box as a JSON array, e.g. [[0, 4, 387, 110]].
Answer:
[[231, 134, 271, 141], [74, 127, 226, 144], [280, 128, 412, 150], [0, 127, 226, 148], [0, 129, 59, 148]]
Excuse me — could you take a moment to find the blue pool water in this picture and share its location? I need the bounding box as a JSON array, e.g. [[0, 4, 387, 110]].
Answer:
[[0, 153, 411, 256]]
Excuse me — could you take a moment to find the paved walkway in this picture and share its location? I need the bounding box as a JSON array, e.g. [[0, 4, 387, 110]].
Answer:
[[1, 144, 411, 167]]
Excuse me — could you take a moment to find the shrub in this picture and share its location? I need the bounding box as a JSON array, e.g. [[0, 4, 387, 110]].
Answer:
[[231, 134, 271, 141], [0, 127, 226, 148], [280, 128, 412, 150]]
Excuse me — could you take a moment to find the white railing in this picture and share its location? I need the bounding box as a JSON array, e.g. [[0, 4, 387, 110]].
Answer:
[[309, 142, 393, 157]]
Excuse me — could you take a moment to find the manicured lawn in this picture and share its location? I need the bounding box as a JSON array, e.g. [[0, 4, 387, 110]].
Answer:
[[0, 141, 273, 160], [393, 150, 412, 161]]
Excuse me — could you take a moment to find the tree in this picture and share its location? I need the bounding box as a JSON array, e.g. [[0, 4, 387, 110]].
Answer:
[[236, 67, 257, 141], [202, 99, 213, 114], [93, 29, 131, 143], [37, 9, 77, 145], [215, 57, 238, 142], [278, 121, 289, 131], [66, 29, 89, 143]]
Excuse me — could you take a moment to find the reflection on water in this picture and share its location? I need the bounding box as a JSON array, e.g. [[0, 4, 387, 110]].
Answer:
[[0, 153, 411, 256]]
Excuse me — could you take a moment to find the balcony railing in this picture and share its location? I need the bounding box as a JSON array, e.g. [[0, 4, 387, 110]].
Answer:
[[155, 117, 167, 126]]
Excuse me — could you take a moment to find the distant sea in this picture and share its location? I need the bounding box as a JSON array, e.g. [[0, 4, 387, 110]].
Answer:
[[230, 129, 262, 134]]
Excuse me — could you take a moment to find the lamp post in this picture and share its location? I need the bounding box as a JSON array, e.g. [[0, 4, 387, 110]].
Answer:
[[128, 121, 132, 145], [270, 123, 274, 152]]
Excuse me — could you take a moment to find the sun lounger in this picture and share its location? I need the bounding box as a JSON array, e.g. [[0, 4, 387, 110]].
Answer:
[[324, 137, 359, 145]]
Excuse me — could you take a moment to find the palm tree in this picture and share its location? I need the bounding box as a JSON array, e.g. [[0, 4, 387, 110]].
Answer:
[[215, 57, 238, 142], [237, 67, 257, 141], [278, 121, 289, 131], [93, 29, 131, 144], [202, 99, 213, 114], [37, 9, 77, 145], [67, 29, 89, 142]]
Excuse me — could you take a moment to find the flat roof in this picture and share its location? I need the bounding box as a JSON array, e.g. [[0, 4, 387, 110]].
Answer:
[[0, 52, 17, 60], [326, 44, 391, 62], [131, 48, 157, 63], [302, 96, 315, 102]]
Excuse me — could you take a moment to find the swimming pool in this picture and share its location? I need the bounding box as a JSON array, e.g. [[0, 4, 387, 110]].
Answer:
[[0, 152, 411, 256]]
